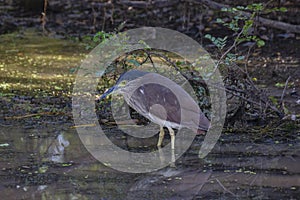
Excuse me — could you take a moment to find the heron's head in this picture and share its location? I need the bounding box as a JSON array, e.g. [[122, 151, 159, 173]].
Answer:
[[98, 70, 149, 101]]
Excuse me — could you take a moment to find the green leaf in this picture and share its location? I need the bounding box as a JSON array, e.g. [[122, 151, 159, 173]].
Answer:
[[38, 166, 48, 173], [237, 56, 245, 60], [70, 66, 79, 73], [275, 82, 285, 88], [93, 36, 100, 43], [279, 7, 287, 12], [176, 61, 183, 66], [227, 53, 236, 59], [62, 163, 73, 167], [127, 59, 141, 67], [216, 18, 224, 23], [138, 40, 151, 49], [269, 96, 278, 105], [54, 86, 63, 90], [257, 40, 265, 47], [221, 7, 228, 12]]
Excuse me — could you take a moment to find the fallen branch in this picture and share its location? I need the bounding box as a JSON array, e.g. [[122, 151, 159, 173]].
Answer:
[[4, 112, 67, 120], [193, 0, 300, 33], [115, 0, 180, 8]]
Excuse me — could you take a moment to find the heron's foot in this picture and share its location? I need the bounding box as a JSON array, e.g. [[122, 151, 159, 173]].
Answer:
[[170, 162, 176, 168]]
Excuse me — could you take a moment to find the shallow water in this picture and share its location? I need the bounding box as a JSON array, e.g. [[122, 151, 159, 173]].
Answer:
[[0, 124, 299, 199]]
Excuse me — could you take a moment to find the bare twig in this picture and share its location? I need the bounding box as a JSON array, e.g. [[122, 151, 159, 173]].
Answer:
[[280, 76, 291, 103], [92, 6, 97, 33], [41, 0, 48, 34], [215, 178, 237, 197], [145, 51, 159, 73], [148, 51, 191, 81], [215, 28, 244, 70], [102, 7, 106, 31], [279, 76, 292, 114], [4, 112, 67, 120], [0, 123, 13, 127]]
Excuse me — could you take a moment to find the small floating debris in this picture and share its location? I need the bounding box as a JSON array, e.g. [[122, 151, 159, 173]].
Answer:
[[0, 143, 9, 147]]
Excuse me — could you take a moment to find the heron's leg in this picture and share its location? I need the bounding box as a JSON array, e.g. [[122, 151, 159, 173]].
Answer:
[[167, 127, 175, 150], [157, 126, 165, 148], [170, 148, 176, 168], [157, 146, 165, 163]]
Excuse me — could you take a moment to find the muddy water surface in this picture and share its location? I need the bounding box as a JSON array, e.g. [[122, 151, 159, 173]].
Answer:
[[0, 124, 299, 199]]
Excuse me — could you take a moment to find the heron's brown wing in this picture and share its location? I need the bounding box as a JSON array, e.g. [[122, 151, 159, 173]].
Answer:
[[126, 83, 181, 124], [122, 73, 210, 131]]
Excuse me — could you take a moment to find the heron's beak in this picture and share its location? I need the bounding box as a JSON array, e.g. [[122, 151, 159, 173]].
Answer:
[[97, 85, 117, 101]]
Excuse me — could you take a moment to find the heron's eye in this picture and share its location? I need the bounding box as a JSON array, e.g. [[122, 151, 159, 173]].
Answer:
[[119, 80, 127, 87]]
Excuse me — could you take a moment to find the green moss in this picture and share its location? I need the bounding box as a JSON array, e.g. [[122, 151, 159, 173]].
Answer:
[[0, 29, 87, 97]]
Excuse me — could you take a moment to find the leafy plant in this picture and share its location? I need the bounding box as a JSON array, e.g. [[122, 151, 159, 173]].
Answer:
[[205, 3, 287, 64], [204, 3, 288, 121]]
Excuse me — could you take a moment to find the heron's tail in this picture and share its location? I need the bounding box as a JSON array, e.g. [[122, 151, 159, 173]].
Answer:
[[197, 113, 210, 134]]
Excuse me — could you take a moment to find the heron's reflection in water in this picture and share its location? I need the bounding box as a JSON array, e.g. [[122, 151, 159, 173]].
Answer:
[[129, 167, 211, 200], [47, 133, 70, 163]]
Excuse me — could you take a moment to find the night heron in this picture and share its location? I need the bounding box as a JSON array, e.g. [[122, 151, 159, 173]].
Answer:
[[98, 70, 210, 150]]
